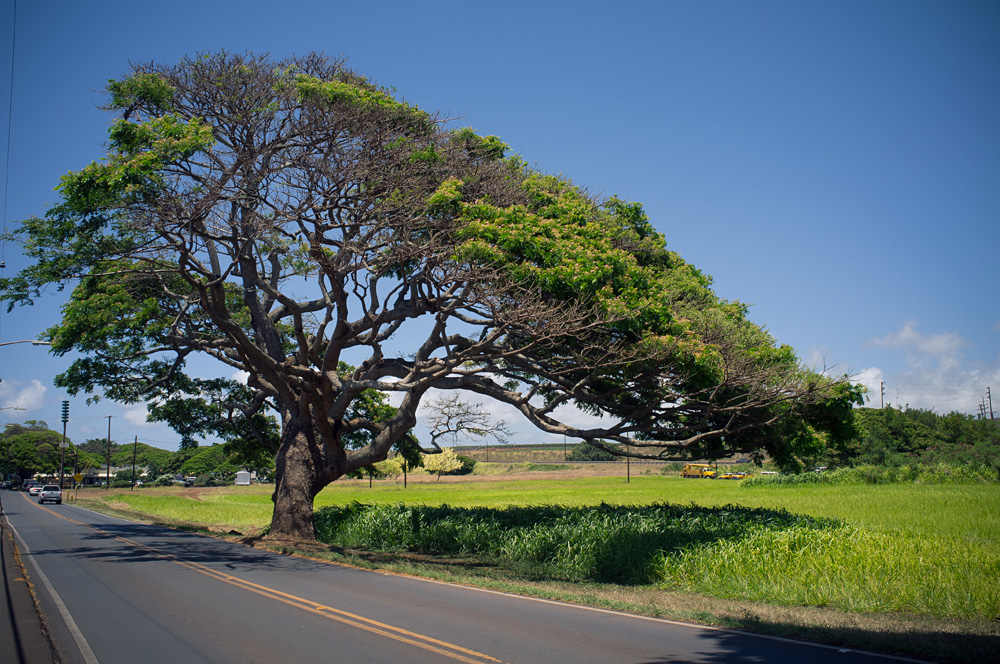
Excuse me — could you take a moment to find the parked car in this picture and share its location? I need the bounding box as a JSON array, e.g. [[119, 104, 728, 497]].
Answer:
[[28, 484, 44, 496], [37, 485, 62, 504]]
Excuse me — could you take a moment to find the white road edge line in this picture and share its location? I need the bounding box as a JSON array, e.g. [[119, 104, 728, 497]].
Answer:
[[389, 571, 934, 664], [9, 521, 101, 664]]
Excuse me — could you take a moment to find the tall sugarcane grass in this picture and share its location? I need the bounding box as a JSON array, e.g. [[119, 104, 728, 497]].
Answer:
[[90, 476, 999, 620], [314, 499, 998, 620], [313, 502, 830, 584], [655, 522, 998, 619]]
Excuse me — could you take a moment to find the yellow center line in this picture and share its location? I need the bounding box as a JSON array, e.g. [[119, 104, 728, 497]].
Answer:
[[27, 496, 505, 664]]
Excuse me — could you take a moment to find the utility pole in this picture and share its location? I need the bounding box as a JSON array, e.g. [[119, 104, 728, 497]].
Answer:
[[131, 435, 138, 490], [625, 432, 630, 484], [105, 416, 113, 490], [59, 401, 69, 489], [988, 387, 995, 423]]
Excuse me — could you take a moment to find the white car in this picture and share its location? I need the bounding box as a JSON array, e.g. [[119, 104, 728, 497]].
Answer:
[[27, 484, 43, 496], [37, 485, 62, 504]]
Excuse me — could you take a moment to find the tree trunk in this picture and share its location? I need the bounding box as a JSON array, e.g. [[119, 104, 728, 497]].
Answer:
[[266, 415, 343, 542]]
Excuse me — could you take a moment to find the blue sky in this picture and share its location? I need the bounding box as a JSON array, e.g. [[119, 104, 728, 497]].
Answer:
[[0, 0, 997, 450]]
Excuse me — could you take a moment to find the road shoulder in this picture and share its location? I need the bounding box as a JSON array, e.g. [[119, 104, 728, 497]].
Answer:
[[1, 494, 59, 664]]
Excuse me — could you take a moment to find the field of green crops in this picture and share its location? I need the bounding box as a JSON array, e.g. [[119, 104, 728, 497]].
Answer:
[[91, 472, 1000, 623]]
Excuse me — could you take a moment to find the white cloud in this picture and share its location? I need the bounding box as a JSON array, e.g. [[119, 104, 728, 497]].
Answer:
[[863, 320, 997, 414], [852, 367, 884, 407], [122, 403, 155, 428], [0, 378, 47, 413], [232, 370, 250, 384], [869, 319, 968, 372], [804, 348, 828, 371]]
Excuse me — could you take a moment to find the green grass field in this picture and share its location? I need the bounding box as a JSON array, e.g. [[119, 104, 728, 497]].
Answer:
[[90, 473, 999, 623]]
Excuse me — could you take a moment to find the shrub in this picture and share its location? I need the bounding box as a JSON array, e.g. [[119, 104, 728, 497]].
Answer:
[[454, 454, 477, 475], [193, 473, 227, 487], [742, 463, 998, 487], [566, 441, 617, 462]]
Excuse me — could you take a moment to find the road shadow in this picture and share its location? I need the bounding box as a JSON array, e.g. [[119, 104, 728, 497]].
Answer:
[[30, 521, 332, 574], [677, 616, 993, 664]]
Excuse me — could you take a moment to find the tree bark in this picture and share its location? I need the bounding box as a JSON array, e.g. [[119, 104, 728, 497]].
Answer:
[[266, 414, 344, 542]]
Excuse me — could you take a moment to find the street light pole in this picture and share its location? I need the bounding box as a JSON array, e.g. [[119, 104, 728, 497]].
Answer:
[[0, 340, 52, 383]]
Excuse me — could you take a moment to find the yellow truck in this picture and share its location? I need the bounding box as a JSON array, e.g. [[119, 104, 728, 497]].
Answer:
[[681, 463, 716, 479]]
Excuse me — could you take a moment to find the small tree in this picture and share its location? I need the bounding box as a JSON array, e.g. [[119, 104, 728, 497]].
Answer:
[[373, 456, 403, 479], [424, 395, 513, 462], [422, 447, 464, 480], [566, 441, 617, 462]]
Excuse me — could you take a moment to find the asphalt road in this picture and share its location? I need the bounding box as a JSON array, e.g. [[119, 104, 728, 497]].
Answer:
[[2, 491, 926, 664]]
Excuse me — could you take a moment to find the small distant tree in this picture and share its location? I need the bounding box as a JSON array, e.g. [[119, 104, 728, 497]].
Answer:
[[567, 441, 617, 462], [424, 395, 513, 462], [112, 470, 135, 488], [373, 456, 403, 479], [422, 447, 464, 480]]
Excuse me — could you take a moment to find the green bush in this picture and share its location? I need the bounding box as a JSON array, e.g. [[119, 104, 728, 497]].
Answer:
[[111, 469, 139, 488], [193, 472, 228, 487], [659, 462, 684, 475], [453, 455, 477, 475], [566, 442, 617, 462], [742, 463, 998, 488]]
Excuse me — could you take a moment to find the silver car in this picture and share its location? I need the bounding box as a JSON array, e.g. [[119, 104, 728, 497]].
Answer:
[[37, 485, 62, 504]]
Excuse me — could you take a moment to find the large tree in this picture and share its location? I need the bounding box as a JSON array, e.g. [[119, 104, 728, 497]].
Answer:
[[1, 52, 859, 541], [0, 421, 64, 480]]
